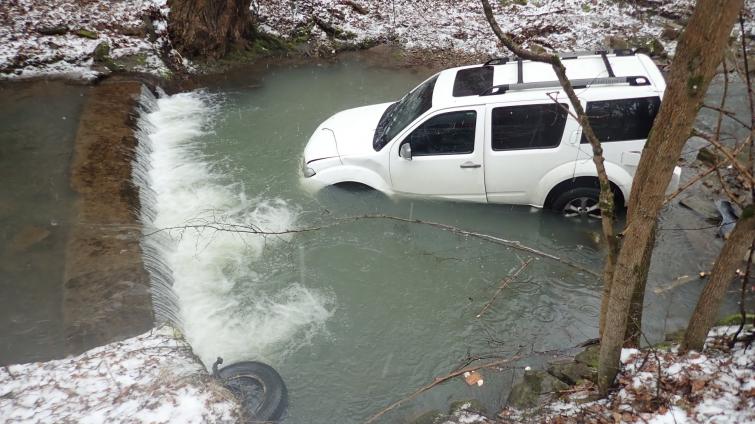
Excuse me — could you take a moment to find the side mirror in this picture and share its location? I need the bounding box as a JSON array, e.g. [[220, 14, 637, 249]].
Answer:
[[399, 143, 412, 160]]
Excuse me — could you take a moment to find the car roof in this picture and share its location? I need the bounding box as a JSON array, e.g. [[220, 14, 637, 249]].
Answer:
[[431, 52, 665, 109]]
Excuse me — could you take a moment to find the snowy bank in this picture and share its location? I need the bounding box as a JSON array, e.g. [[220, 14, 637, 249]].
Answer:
[[0, 327, 240, 423], [2, 0, 739, 80], [500, 326, 755, 424]]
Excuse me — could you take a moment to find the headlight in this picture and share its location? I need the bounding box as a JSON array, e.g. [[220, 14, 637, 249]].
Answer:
[[301, 158, 316, 178]]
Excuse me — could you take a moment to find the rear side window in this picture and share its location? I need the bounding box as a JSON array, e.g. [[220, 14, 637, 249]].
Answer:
[[491, 103, 568, 151], [453, 67, 494, 97], [405, 111, 477, 156], [581, 96, 661, 143]]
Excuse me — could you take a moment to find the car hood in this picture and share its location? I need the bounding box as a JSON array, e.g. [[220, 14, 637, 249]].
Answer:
[[322, 102, 393, 157]]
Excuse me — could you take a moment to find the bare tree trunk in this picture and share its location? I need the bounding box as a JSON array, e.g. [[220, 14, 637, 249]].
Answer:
[[479, 1, 620, 334], [623, 224, 656, 347], [168, 0, 253, 60], [682, 209, 755, 351], [597, 0, 743, 395]]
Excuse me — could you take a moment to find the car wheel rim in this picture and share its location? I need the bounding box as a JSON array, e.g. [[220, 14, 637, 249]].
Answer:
[[563, 197, 601, 218]]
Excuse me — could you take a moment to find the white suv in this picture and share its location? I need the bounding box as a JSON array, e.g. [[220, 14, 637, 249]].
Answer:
[[301, 50, 681, 217]]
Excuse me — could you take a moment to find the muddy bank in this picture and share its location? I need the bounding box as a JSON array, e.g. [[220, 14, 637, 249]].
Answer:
[[64, 76, 153, 355]]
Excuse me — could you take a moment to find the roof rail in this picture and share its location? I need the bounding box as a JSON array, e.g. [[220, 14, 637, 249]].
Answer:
[[479, 75, 651, 96], [482, 49, 636, 66]]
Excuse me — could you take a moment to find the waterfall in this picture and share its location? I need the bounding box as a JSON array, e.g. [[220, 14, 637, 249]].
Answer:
[[131, 87, 333, 367]]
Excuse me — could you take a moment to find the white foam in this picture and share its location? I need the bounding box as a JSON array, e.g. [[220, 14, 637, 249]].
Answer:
[[134, 89, 333, 367]]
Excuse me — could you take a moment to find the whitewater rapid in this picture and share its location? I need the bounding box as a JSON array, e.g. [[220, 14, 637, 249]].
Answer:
[[133, 87, 333, 366]]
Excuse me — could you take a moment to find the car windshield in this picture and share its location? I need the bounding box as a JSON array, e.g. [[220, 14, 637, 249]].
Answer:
[[373, 74, 438, 151]]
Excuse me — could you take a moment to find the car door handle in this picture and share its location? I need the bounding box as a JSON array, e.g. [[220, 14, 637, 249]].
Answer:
[[460, 161, 481, 169]]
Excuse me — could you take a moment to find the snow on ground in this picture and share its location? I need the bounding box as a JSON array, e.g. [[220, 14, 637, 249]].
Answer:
[[256, 0, 698, 56], [0, 0, 171, 80], [0, 326, 239, 423], [1, 0, 719, 80], [527, 326, 755, 424]]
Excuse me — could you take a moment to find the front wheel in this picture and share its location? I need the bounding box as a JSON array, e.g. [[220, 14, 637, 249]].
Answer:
[[552, 187, 602, 218]]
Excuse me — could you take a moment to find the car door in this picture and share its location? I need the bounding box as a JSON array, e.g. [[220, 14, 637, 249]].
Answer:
[[483, 101, 579, 204], [389, 107, 486, 202]]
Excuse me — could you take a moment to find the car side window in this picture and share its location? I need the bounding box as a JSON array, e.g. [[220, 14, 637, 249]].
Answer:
[[581, 96, 661, 143], [491, 103, 568, 151], [405, 110, 477, 156]]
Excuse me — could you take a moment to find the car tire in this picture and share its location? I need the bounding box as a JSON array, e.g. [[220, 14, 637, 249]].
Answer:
[[216, 361, 288, 422], [552, 187, 602, 218]]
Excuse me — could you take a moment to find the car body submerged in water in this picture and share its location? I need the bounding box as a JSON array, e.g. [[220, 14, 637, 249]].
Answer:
[[301, 50, 681, 217]]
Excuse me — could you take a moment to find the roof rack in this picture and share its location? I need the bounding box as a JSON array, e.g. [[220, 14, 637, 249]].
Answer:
[[483, 49, 636, 67], [479, 75, 651, 96], [480, 49, 635, 86]]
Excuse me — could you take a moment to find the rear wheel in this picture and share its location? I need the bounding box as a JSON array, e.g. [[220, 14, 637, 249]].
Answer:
[[552, 187, 602, 218]]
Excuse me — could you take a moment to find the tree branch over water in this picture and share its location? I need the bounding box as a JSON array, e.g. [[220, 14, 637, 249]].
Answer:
[[145, 214, 600, 277]]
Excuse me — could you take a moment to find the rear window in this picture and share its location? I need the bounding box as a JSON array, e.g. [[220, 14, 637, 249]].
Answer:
[[491, 103, 568, 151], [581, 96, 661, 143], [453, 66, 493, 97]]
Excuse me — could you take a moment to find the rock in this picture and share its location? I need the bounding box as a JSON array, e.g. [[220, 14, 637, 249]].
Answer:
[[9, 225, 51, 253], [661, 23, 683, 41], [447, 399, 489, 423], [93, 42, 111, 63], [631, 36, 665, 57], [91, 42, 123, 72], [604, 35, 665, 57], [449, 399, 486, 415], [409, 409, 445, 424], [665, 328, 686, 343], [575, 344, 600, 369], [343, 0, 368, 15], [37, 25, 69, 36], [679, 196, 719, 221], [507, 370, 568, 409], [716, 313, 755, 326], [696, 147, 720, 166], [604, 36, 629, 50], [547, 360, 596, 385], [74, 29, 98, 40]]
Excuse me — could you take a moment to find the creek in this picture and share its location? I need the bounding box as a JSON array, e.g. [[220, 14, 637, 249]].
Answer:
[[133, 56, 742, 423]]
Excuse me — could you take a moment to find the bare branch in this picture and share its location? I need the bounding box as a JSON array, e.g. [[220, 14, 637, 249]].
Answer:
[[476, 258, 533, 318], [701, 105, 753, 131], [729, 239, 754, 347], [665, 134, 751, 203], [147, 214, 600, 277], [480, 0, 619, 338], [692, 129, 755, 185]]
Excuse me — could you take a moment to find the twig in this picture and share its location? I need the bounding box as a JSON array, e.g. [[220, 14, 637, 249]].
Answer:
[[364, 353, 528, 423], [730, 239, 755, 347], [701, 105, 752, 130], [476, 258, 534, 318], [693, 128, 755, 186], [665, 135, 751, 203], [147, 214, 600, 277], [740, 11, 755, 206]]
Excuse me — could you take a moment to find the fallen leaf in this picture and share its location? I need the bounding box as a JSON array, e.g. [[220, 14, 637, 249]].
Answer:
[[691, 379, 706, 392]]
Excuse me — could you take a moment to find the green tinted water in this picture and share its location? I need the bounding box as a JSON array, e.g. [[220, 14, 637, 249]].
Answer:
[[169, 56, 737, 423]]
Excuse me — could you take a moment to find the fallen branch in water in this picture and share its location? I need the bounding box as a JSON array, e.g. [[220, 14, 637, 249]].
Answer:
[[363, 354, 526, 424], [147, 214, 600, 277], [363, 343, 579, 424], [476, 258, 534, 318]]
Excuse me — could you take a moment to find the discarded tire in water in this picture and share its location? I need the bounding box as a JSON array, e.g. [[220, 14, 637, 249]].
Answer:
[[214, 358, 288, 422]]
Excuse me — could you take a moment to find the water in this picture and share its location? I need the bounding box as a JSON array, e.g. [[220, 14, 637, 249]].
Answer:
[[134, 57, 743, 423], [0, 81, 87, 365]]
